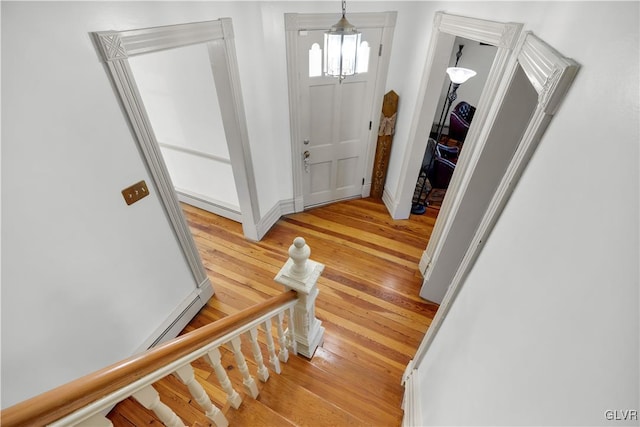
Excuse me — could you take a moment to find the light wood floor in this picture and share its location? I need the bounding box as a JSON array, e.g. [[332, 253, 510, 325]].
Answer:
[[108, 198, 439, 426]]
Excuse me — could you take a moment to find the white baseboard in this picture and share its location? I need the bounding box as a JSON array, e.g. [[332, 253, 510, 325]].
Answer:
[[401, 368, 423, 427], [136, 279, 213, 351], [256, 198, 295, 240], [279, 198, 296, 216], [419, 250, 431, 278], [175, 190, 242, 223], [382, 187, 397, 217]]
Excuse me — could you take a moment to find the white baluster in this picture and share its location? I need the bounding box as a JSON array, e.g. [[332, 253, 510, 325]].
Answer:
[[276, 311, 289, 363], [132, 385, 185, 427], [204, 347, 242, 409], [174, 364, 228, 427], [229, 336, 259, 398], [261, 318, 281, 374], [287, 306, 298, 355], [246, 327, 269, 382]]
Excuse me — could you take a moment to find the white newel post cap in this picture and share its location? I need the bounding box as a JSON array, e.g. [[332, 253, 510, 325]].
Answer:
[[289, 237, 311, 279], [275, 236, 325, 294]]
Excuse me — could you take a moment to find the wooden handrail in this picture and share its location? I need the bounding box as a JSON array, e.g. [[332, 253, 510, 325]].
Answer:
[[0, 290, 297, 427]]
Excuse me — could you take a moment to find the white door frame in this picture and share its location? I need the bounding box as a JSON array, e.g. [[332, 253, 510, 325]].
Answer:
[[285, 12, 397, 212], [384, 13, 525, 305], [94, 20, 261, 277], [408, 30, 579, 373]]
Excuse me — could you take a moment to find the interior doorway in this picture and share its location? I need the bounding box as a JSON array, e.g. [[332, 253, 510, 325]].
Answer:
[[94, 19, 261, 294], [411, 37, 498, 215], [128, 43, 243, 223]]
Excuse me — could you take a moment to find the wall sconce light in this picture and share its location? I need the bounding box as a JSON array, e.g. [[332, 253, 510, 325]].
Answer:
[[324, 0, 361, 81]]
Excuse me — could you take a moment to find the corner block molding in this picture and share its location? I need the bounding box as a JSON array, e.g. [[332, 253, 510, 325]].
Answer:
[[96, 32, 128, 61]]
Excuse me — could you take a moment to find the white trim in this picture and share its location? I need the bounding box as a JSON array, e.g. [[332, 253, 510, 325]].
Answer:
[[256, 201, 283, 241], [381, 186, 396, 216], [279, 198, 296, 216], [175, 189, 242, 223], [134, 282, 214, 352], [255, 198, 295, 241], [390, 12, 522, 305], [285, 12, 397, 212], [412, 31, 579, 369], [401, 368, 422, 427], [158, 141, 232, 165]]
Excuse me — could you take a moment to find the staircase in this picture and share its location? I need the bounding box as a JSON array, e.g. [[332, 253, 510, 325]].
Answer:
[[1, 199, 440, 427], [1, 238, 328, 427]]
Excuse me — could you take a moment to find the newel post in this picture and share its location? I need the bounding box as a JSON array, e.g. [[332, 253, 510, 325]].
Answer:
[[274, 237, 325, 358]]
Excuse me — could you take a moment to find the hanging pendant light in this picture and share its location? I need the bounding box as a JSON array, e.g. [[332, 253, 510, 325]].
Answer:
[[324, 0, 361, 80]]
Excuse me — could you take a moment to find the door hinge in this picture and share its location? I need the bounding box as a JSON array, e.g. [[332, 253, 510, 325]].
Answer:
[[379, 44, 383, 57], [362, 178, 365, 185], [369, 121, 372, 130]]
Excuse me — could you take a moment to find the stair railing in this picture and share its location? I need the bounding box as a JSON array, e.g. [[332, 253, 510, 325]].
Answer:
[[1, 237, 325, 427]]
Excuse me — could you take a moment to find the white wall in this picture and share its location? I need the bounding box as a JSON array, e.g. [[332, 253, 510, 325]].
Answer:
[[1, 1, 202, 408], [411, 2, 639, 425]]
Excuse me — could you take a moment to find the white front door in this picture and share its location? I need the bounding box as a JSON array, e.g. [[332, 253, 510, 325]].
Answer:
[[298, 27, 383, 208]]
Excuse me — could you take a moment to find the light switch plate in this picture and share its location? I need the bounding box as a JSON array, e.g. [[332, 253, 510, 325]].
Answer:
[[122, 180, 149, 205]]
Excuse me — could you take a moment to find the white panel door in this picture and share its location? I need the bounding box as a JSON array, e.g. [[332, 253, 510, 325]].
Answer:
[[299, 28, 382, 208]]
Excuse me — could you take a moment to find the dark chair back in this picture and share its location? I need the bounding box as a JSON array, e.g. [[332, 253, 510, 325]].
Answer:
[[448, 102, 476, 142]]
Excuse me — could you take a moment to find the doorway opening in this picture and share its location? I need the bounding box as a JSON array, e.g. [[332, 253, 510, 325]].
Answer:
[[128, 43, 243, 223], [411, 37, 498, 215], [94, 19, 261, 300]]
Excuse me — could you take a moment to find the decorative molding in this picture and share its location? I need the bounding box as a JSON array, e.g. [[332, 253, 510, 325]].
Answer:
[[518, 32, 579, 114], [96, 21, 225, 60], [413, 31, 579, 370], [437, 12, 522, 48], [96, 32, 127, 61]]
